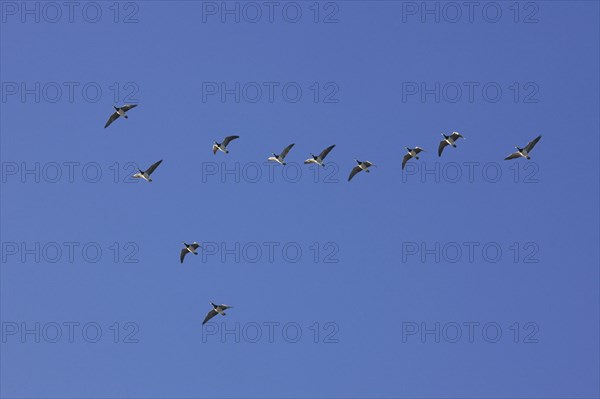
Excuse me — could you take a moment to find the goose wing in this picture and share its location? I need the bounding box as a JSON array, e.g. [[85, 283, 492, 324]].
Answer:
[[348, 166, 362, 181], [104, 112, 120, 128], [413, 147, 424, 154], [180, 248, 188, 263], [212, 144, 219, 155], [145, 159, 163, 175], [402, 153, 412, 170], [524, 135, 541, 152], [190, 243, 201, 250], [450, 132, 463, 141], [504, 152, 521, 160], [222, 135, 240, 146], [318, 144, 336, 160], [202, 309, 218, 325], [121, 104, 138, 112], [438, 140, 449, 157], [280, 143, 295, 158]]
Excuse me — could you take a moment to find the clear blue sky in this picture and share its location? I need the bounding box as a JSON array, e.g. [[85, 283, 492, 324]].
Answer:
[[1, 1, 599, 398]]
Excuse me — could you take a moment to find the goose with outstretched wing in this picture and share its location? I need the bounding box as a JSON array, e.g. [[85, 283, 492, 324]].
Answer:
[[202, 302, 233, 325], [180, 242, 201, 263], [213, 135, 240, 155], [104, 104, 138, 128], [304, 144, 336, 167], [402, 147, 424, 170], [348, 160, 375, 181], [438, 132, 465, 157], [133, 159, 163, 182], [504, 135, 542, 160], [268, 143, 295, 165]]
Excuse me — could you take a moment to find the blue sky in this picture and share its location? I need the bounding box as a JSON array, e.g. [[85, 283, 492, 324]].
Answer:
[[1, 1, 599, 398]]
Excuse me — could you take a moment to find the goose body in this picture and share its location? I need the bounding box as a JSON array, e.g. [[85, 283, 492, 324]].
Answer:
[[304, 144, 336, 167], [180, 242, 201, 263], [438, 132, 465, 157], [348, 160, 375, 181], [132, 159, 163, 182], [402, 146, 424, 170], [268, 143, 295, 165], [202, 302, 233, 325], [104, 104, 138, 128], [504, 135, 542, 160], [212, 135, 240, 155]]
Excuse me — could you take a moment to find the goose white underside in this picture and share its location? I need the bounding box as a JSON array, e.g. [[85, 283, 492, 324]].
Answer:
[[133, 173, 151, 182], [305, 158, 323, 166], [213, 144, 228, 154], [268, 156, 284, 165]]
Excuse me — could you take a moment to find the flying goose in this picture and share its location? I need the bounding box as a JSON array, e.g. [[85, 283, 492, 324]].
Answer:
[[268, 143, 295, 165], [133, 159, 163, 182], [402, 147, 425, 170], [202, 302, 233, 325], [348, 160, 375, 181], [438, 132, 465, 157], [213, 135, 240, 155], [104, 104, 138, 128], [304, 144, 336, 167], [504, 135, 542, 160], [180, 242, 200, 263]]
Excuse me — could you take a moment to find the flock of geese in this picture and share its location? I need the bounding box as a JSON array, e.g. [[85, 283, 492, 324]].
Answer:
[[104, 104, 543, 325]]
